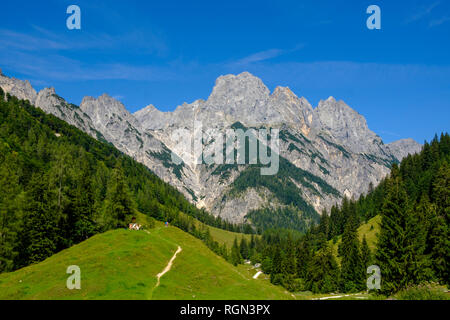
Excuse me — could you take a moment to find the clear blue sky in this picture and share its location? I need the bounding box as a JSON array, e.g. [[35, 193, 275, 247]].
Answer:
[[1, 0, 449, 143]]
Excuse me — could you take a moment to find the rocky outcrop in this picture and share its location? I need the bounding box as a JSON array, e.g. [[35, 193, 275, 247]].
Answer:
[[387, 138, 422, 161], [0, 72, 37, 103]]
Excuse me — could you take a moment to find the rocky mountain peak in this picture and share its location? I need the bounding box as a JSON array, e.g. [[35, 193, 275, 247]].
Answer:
[[79, 93, 140, 132], [81, 93, 127, 116], [387, 138, 422, 161], [206, 72, 270, 111], [0, 72, 37, 104], [313, 97, 383, 154], [265, 86, 314, 128], [315, 97, 366, 127], [39, 87, 56, 96], [272, 86, 296, 98], [35, 87, 68, 115], [0, 70, 426, 226], [133, 104, 158, 117]]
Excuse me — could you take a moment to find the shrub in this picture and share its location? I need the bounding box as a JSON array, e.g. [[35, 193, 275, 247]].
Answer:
[[395, 284, 449, 300]]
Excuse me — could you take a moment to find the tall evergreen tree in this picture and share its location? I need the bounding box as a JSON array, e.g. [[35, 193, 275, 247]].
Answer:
[[239, 238, 250, 260], [103, 166, 135, 229], [72, 156, 96, 242], [360, 235, 372, 271], [0, 154, 21, 272], [307, 244, 340, 294], [231, 237, 242, 266], [296, 236, 313, 279], [318, 210, 330, 240], [375, 171, 430, 294], [282, 234, 296, 276], [339, 214, 365, 292], [430, 164, 449, 285], [18, 173, 59, 266]]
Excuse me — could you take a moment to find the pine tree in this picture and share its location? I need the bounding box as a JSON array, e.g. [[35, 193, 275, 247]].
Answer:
[[103, 166, 135, 229], [318, 210, 330, 240], [19, 173, 59, 266], [432, 161, 449, 223], [339, 214, 365, 292], [282, 234, 296, 276], [375, 173, 430, 294], [220, 243, 229, 261], [0, 154, 21, 272], [429, 162, 449, 285], [271, 246, 282, 275], [296, 237, 313, 279], [231, 237, 242, 266], [360, 235, 372, 271], [307, 244, 340, 293], [270, 246, 284, 285], [239, 238, 249, 260]]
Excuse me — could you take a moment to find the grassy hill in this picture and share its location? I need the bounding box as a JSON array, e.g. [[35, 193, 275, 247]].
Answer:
[[0, 217, 291, 300], [206, 225, 254, 249], [330, 215, 381, 264]]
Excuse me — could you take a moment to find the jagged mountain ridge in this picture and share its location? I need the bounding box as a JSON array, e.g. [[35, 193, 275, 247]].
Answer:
[[0, 69, 422, 229]]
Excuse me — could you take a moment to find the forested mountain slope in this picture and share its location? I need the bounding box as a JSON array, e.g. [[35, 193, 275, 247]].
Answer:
[[231, 134, 449, 295], [0, 89, 247, 273]]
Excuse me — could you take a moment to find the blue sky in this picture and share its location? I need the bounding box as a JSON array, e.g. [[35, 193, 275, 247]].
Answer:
[[0, 0, 449, 143]]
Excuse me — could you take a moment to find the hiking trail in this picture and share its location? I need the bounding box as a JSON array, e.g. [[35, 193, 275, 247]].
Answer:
[[155, 246, 182, 288]]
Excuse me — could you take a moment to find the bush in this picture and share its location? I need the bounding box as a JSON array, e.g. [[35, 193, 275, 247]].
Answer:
[[395, 284, 449, 300], [270, 273, 283, 286], [285, 278, 307, 292], [261, 257, 272, 274]]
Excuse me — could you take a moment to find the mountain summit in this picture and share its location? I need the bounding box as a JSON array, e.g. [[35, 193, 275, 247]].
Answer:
[[0, 70, 422, 229]]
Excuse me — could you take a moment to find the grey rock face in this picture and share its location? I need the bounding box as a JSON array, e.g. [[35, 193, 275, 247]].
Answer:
[[387, 138, 422, 161], [132, 72, 422, 221], [312, 97, 384, 154], [0, 70, 423, 226], [34, 87, 100, 138], [0, 74, 37, 103]]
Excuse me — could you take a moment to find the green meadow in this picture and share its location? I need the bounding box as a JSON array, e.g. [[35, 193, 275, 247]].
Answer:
[[0, 219, 291, 300]]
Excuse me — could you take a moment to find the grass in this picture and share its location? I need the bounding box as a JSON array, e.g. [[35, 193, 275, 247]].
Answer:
[[293, 291, 371, 300], [0, 217, 291, 300], [394, 284, 449, 300], [179, 209, 257, 249], [330, 215, 381, 264], [206, 225, 254, 249]]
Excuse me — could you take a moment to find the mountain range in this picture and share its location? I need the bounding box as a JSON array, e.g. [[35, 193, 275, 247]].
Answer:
[[0, 69, 421, 230]]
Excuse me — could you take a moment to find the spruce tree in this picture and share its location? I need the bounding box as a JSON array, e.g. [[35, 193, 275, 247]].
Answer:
[[307, 244, 340, 293], [428, 214, 449, 285], [19, 173, 59, 266], [104, 166, 135, 228], [429, 162, 449, 285], [375, 173, 430, 294], [270, 246, 284, 285], [282, 234, 296, 276], [0, 155, 21, 272], [360, 235, 372, 271], [339, 215, 365, 292], [239, 238, 249, 260], [231, 237, 242, 266], [318, 210, 330, 240], [296, 237, 313, 279]]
